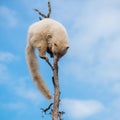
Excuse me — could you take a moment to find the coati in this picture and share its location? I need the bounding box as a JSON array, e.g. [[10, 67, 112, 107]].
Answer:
[[26, 18, 69, 99]]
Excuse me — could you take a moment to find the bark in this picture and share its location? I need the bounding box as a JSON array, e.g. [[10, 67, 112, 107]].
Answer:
[[51, 57, 60, 120]]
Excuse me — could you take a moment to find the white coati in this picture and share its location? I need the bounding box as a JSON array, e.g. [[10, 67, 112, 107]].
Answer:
[[26, 18, 69, 99]]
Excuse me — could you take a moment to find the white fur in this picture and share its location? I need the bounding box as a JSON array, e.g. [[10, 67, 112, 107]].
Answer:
[[26, 18, 69, 99]]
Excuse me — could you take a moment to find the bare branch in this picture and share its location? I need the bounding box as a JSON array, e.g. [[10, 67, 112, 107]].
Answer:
[[51, 56, 60, 120], [52, 76, 55, 87], [59, 111, 65, 120], [39, 16, 42, 20], [45, 58, 54, 70], [42, 56, 64, 119], [33, 1, 65, 120], [41, 103, 53, 114], [34, 0, 51, 20], [47, 0, 51, 18], [34, 8, 47, 19]]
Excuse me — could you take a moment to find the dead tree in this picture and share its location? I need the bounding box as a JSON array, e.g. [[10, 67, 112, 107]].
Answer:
[[34, 1, 66, 120]]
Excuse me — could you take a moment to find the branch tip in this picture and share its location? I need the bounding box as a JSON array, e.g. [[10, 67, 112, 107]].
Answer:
[[34, 0, 51, 20]]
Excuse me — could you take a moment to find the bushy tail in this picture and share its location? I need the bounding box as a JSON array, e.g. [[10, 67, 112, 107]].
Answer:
[[26, 44, 52, 99]]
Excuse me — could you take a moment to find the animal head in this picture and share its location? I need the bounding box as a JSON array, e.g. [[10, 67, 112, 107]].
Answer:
[[52, 40, 69, 60]]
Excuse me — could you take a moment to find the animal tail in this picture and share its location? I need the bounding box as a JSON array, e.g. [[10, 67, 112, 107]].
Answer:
[[26, 44, 52, 100]]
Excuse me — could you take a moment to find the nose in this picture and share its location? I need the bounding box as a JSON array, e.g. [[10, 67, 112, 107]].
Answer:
[[66, 46, 69, 50]]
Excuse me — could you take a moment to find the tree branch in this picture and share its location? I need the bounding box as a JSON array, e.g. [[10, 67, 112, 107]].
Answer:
[[34, 0, 51, 20], [51, 56, 60, 120], [41, 103, 53, 114], [47, 0, 51, 18], [45, 58, 54, 70], [33, 1, 66, 120], [59, 111, 65, 120], [34, 8, 47, 18], [43, 55, 62, 119]]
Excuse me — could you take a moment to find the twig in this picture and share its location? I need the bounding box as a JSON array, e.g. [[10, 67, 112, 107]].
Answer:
[[34, 0, 51, 20], [59, 111, 65, 120], [45, 58, 54, 70], [41, 103, 53, 114], [34, 8, 47, 18], [47, 0, 51, 18], [52, 76, 55, 87]]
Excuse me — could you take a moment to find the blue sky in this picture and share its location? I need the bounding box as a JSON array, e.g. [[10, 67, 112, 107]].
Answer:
[[0, 0, 120, 120]]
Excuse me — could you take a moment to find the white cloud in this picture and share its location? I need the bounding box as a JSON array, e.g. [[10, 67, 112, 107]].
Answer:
[[0, 68, 44, 104], [0, 51, 18, 83], [1, 74, 44, 104], [60, 3, 120, 120], [61, 0, 120, 84], [71, 6, 120, 57], [13, 78, 44, 105], [2, 102, 26, 110], [0, 52, 42, 104], [0, 51, 44, 104], [0, 51, 17, 62], [62, 98, 104, 119], [0, 6, 18, 27]]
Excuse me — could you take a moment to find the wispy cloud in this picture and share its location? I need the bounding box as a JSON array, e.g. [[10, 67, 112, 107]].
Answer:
[[2, 102, 26, 110], [0, 51, 17, 62], [0, 6, 18, 28], [0, 51, 44, 105], [62, 98, 104, 119], [12, 77, 44, 105], [0, 51, 18, 83], [57, 2, 120, 120], [61, 0, 120, 84]]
